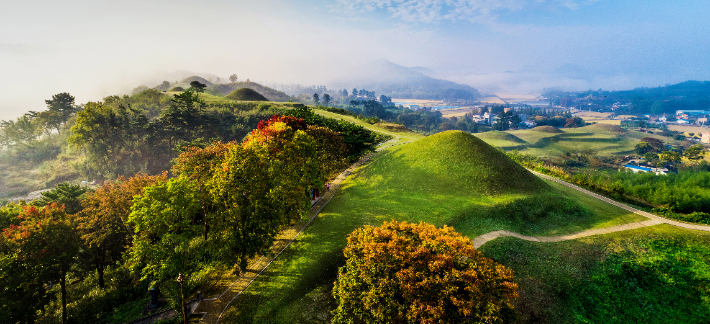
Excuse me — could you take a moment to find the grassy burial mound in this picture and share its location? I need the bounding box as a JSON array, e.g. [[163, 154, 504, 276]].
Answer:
[[221, 130, 643, 323], [373, 130, 543, 196], [181, 75, 213, 86], [533, 125, 563, 133], [225, 88, 269, 101]]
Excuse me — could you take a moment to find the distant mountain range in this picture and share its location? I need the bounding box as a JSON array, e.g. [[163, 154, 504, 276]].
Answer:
[[328, 59, 479, 101]]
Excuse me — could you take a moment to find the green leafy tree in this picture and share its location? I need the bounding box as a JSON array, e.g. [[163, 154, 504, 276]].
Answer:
[[322, 93, 331, 107], [684, 144, 707, 161], [39, 92, 78, 134], [69, 101, 149, 178], [127, 176, 204, 317], [32, 183, 89, 215], [313, 93, 320, 105], [0, 114, 42, 147], [635, 142, 655, 155], [189, 81, 207, 93], [229, 74, 238, 83], [352, 88, 358, 97], [659, 151, 681, 163], [332, 220, 518, 324]]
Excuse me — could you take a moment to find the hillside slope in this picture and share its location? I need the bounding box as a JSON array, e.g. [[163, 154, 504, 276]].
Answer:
[[368, 130, 545, 196]]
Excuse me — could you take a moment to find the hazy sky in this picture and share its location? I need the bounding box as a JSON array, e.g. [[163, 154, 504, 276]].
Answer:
[[2, 0, 709, 119]]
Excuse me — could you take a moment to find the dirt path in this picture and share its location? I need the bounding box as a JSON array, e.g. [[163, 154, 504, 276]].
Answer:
[[472, 169, 710, 248], [194, 137, 407, 324]]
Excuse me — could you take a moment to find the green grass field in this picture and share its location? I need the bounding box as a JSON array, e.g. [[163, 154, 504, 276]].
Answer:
[[481, 224, 710, 323], [474, 124, 684, 158], [220, 131, 645, 323]]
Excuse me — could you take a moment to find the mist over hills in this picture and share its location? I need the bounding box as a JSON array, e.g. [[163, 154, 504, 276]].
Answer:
[[328, 59, 479, 100]]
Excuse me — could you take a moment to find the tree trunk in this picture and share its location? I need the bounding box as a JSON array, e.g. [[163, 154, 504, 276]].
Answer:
[[97, 263, 105, 289], [60, 271, 67, 324]]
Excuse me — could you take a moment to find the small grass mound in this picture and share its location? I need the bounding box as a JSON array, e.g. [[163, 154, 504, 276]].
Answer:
[[588, 123, 626, 134], [225, 88, 269, 101], [169, 86, 184, 91], [484, 131, 527, 143], [374, 122, 409, 132], [367, 130, 545, 196], [533, 126, 563, 133]]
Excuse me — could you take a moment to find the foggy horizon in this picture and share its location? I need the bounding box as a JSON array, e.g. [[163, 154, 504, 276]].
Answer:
[[2, 0, 709, 119]]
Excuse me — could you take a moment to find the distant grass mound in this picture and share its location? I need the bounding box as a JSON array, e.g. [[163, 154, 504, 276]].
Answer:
[[588, 123, 626, 134], [225, 88, 269, 101], [181, 76, 213, 86], [533, 126, 563, 133], [484, 131, 527, 143], [369, 130, 545, 196], [212, 81, 292, 102], [169, 86, 184, 91]]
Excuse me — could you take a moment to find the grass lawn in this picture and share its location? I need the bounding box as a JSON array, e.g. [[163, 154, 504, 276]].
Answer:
[[481, 224, 710, 323], [221, 131, 646, 323], [475, 124, 684, 158]]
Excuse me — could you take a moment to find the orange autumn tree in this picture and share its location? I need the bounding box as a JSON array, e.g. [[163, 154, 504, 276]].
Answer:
[[77, 172, 167, 288], [4, 203, 82, 324], [242, 115, 321, 222], [332, 221, 518, 324]]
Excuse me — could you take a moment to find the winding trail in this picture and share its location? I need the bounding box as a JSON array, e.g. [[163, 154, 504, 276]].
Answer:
[[472, 169, 710, 248]]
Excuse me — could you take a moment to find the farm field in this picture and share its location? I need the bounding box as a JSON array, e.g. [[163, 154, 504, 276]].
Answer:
[[220, 131, 646, 323], [474, 124, 684, 158]]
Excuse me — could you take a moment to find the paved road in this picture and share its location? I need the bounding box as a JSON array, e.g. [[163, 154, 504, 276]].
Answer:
[[472, 169, 710, 248]]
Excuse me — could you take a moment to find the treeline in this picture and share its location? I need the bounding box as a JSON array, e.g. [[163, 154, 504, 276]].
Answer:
[[0, 107, 383, 323], [544, 80, 710, 115]]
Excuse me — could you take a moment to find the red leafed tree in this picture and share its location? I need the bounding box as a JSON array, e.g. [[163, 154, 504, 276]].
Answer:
[[4, 203, 81, 324], [332, 220, 518, 324], [77, 172, 167, 288]]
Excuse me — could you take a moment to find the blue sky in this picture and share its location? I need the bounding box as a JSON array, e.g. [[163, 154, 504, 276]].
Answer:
[[1, 0, 709, 118]]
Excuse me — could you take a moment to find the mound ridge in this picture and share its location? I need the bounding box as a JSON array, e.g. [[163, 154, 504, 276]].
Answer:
[[533, 126, 563, 133], [225, 88, 269, 101], [366, 130, 547, 196]]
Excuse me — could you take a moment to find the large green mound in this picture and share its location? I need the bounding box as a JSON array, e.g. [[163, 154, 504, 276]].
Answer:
[[366, 130, 546, 196], [225, 88, 269, 101]]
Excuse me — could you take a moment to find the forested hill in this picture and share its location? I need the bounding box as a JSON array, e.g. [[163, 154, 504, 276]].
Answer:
[[330, 59, 479, 101], [543, 80, 710, 115]]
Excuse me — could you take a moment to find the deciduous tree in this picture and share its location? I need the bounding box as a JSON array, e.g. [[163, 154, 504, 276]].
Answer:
[[333, 220, 518, 324], [4, 204, 81, 324], [127, 176, 204, 316], [77, 172, 167, 288]]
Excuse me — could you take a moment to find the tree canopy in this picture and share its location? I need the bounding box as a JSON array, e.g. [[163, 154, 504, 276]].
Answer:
[[332, 220, 518, 324]]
